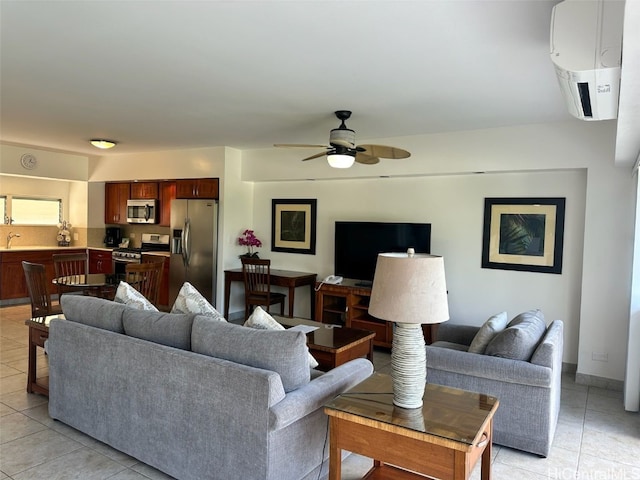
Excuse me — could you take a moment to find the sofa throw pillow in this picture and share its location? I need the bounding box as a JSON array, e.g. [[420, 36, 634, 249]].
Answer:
[[171, 282, 226, 322], [244, 307, 319, 369], [484, 309, 547, 361], [192, 317, 310, 392], [114, 281, 158, 311], [467, 311, 509, 354]]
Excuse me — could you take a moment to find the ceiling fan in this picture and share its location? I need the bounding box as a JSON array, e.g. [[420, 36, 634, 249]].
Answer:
[[274, 110, 411, 168]]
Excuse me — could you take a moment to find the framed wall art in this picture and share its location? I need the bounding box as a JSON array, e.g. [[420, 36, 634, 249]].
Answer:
[[481, 197, 566, 274], [271, 199, 317, 255]]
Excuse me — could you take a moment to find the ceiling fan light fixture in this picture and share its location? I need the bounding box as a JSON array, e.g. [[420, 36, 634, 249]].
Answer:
[[327, 153, 355, 169], [90, 139, 117, 149]]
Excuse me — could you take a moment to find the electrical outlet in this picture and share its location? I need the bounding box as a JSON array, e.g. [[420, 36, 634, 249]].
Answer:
[[130, 233, 136, 239], [73, 233, 78, 241], [592, 352, 608, 362]]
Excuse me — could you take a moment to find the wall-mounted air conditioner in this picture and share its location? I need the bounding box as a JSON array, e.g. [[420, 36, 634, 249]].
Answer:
[[550, 0, 624, 121]]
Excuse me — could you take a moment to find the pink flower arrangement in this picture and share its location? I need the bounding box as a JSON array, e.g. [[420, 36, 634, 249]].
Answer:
[[238, 229, 262, 256]]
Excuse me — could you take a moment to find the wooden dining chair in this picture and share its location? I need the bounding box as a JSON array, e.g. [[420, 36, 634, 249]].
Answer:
[[52, 252, 89, 296], [22, 261, 63, 318], [241, 257, 286, 319], [125, 260, 164, 307]]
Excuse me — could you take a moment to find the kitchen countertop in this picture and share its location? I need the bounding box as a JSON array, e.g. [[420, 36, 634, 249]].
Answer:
[[142, 251, 170, 257], [0, 246, 114, 252]]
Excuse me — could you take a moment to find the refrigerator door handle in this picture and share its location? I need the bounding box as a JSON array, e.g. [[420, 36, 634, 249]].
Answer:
[[181, 219, 188, 267], [184, 218, 191, 266]]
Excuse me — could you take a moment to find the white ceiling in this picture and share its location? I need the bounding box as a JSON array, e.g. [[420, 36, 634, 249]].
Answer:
[[0, 1, 637, 167]]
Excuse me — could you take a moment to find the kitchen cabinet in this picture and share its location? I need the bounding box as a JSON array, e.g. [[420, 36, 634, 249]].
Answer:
[[159, 181, 176, 227], [89, 249, 113, 274], [175, 178, 219, 199], [0, 249, 85, 301], [130, 182, 159, 200], [105, 182, 130, 225]]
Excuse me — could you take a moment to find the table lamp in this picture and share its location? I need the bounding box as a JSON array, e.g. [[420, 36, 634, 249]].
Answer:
[[369, 250, 449, 409]]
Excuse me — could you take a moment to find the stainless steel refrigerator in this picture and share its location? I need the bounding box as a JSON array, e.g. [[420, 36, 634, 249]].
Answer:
[[169, 199, 218, 307]]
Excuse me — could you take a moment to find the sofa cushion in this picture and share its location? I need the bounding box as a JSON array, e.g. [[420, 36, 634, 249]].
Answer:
[[122, 308, 195, 350], [484, 309, 546, 361], [114, 281, 158, 311], [170, 282, 226, 321], [467, 311, 509, 354], [244, 307, 319, 369], [191, 316, 310, 392], [60, 295, 127, 333]]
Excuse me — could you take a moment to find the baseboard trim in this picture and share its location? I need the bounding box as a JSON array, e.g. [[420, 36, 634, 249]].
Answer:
[[575, 372, 624, 392]]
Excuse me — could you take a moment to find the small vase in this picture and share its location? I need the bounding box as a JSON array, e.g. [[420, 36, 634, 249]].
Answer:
[[239, 252, 260, 259]]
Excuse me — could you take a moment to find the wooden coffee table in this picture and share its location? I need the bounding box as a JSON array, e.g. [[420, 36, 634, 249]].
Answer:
[[275, 316, 375, 371], [325, 373, 499, 480]]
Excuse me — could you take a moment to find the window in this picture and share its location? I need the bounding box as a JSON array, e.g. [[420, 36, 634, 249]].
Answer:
[[10, 197, 62, 225]]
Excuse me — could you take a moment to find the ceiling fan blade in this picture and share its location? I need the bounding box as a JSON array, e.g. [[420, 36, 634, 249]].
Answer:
[[274, 144, 328, 149], [301, 151, 328, 162], [358, 144, 411, 159], [355, 153, 380, 165]]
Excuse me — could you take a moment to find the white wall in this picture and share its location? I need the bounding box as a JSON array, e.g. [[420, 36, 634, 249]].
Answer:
[[0, 144, 89, 181], [88, 146, 227, 182], [248, 171, 586, 367], [219, 147, 254, 310], [625, 174, 640, 410]]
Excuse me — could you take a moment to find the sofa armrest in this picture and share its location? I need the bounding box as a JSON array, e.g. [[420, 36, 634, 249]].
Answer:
[[269, 358, 374, 431], [426, 345, 552, 388], [435, 323, 479, 346]]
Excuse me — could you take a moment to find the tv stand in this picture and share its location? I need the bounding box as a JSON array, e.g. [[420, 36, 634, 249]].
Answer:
[[314, 279, 393, 348], [314, 278, 437, 347]]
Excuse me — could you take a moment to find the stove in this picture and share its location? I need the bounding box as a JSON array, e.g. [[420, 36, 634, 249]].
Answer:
[[112, 233, 170, 264]]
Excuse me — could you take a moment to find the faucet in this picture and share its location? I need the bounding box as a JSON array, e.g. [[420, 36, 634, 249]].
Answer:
[[7, 232, 20, 249]]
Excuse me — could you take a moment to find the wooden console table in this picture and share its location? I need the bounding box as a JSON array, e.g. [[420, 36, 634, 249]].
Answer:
[[223, 268, 317, 320], [324, 373, 499, 480]]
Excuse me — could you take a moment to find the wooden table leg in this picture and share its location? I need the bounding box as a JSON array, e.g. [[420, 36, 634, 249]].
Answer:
[[481, 420, 493, 480], [287, 286, 295, 317], [224, 274, 232, 320], [26, 329, 36, 394], [328, 417, 341, 480], [309, 283, 316, 320]]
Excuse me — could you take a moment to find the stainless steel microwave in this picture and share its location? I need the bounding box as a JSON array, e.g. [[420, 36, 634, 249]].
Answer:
[[126, 199, 158, 224]]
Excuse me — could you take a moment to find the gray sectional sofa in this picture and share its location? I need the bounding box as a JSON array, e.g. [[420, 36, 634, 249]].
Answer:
[[48, 295, 374, 480], [425, 314, 564, 457]]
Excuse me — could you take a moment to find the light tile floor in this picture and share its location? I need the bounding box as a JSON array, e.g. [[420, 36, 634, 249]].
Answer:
[[1, 303, 639, 479]]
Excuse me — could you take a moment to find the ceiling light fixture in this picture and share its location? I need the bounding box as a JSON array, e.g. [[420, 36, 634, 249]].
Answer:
[[90, 139, 117, 149], [327, 153, 355, 169]]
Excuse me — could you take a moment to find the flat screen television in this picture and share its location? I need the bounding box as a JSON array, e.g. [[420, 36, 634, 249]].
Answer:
[[334, 221, 431, 285]]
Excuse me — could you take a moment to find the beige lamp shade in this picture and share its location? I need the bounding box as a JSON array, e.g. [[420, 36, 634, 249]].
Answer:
[[369, 253, 449, 325]]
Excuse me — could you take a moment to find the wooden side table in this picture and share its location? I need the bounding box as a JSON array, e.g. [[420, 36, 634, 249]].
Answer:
[[25, 315, 63, 396], [324, 373, 499, 480]]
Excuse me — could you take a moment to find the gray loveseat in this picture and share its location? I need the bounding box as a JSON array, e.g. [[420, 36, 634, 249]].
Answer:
[[425, 316, 563, 457], [48, 295, 373, 480]]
